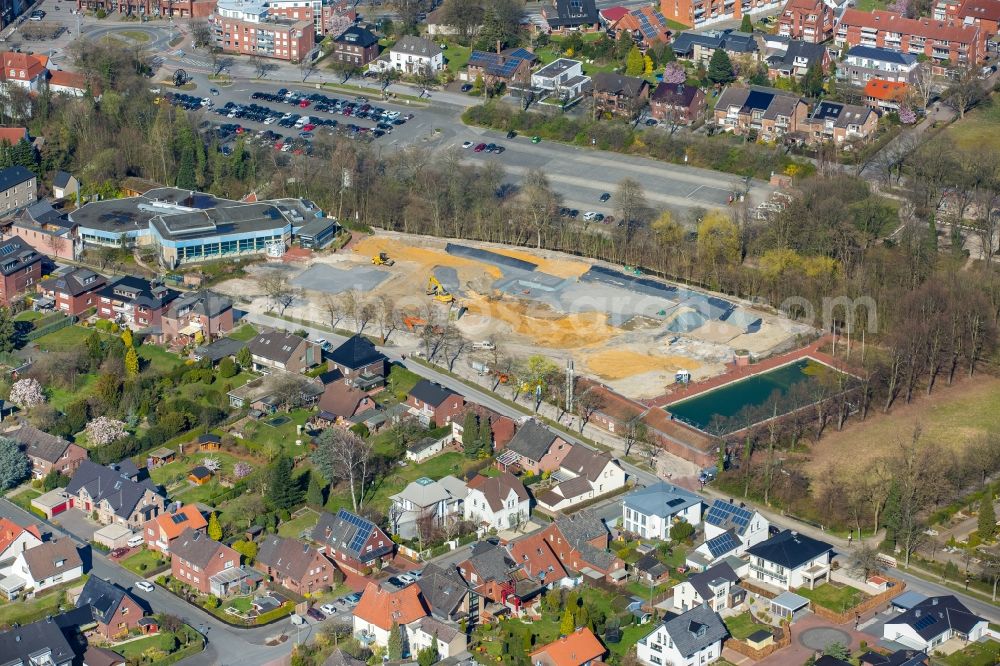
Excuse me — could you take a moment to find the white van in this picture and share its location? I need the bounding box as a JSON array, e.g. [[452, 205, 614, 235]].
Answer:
[[294, 116, 311, 129], [127, 535, 145, 548]]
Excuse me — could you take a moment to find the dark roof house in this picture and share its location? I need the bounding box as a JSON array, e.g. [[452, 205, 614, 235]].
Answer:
[[0, 236, 41, 278], [409, 379, 460, 407], [256, 535, 324, 581], [546, 0, 599, 29], [76, 576, 141, 626], [686, 562, 739, 602], [506, 419, 559, 462], [591, 72, 649, 98], [0, 165, 35, 192], [0, 616, 76, 666], [327, 334, 387, 371], [415, 562, 471, 620], [39, 268, 105, 297], [65, 460, 164, 521], [311, 508, 392, 565], [658, 604, 729, 658], [98, 276, 180, 312], [335, 26, 378, 48], [746, 529, 833, 569]]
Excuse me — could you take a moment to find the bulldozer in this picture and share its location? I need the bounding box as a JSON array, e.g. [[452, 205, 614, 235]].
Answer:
[[426, 275, 454, 304], [371, 252, 394, 266]]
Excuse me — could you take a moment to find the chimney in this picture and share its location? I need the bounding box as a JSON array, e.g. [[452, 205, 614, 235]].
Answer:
[[915, 609, 921, 618], [931, 598, 938, 605]]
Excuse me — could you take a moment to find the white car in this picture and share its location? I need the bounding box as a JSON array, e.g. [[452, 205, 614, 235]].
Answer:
[[319, 603, 338, 615], [583, 211, 599, 221], [397, 573, 417, 585], [264, 117, 276, 125], [135, 581, 155, 593], [462, 141, 474, 149]]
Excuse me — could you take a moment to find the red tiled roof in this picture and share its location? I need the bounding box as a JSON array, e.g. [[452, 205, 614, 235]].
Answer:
[[0, 518, 41, 553], [530, 627, 607, 666], [599, 5, 629, 22], [508, 532, 568, 581], [48, 69, 87, 90], [864, 79, 908, 101], [782, 0, 825, 12], [353, 582, 428, 631], [1, 52, 47, 81], [148, 505, 207, 541], [839, 9, 981, 43], [0, 127, 27, 144], [958, 0, 1000, 22]]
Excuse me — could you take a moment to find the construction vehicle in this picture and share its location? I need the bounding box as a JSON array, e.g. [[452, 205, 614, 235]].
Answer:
[[426, 276, 454, 303], [372, 252, 394, 266]]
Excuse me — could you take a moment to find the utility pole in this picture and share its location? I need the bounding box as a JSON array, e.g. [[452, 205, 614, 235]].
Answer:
[[565, 359, 574, 414]]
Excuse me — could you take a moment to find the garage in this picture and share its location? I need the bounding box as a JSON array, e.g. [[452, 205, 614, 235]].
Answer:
[[31, 489, 71, 519]]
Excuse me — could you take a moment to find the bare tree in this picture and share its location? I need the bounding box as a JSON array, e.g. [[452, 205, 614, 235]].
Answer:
[[321, 293, 346, 331], [575, 386, 605, 433], [909, 65, 936, 111], [300, 56, 317, 82], [190, 20, 212, 48], [943, 65, 985, 119], [341, 290, 360, 329], [520, 168, 562, 249], [257, 271, 297, 315], [313, 428, 374, 512], [356, 301, 375, 334], [374, 295, 398, 343], [615, 178, 649, 245], [851, 544, 883, 580], [269, 374, 310, 411]]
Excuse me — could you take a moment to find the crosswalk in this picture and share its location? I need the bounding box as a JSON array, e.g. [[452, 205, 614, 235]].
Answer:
[[175, 56, 213, 69]]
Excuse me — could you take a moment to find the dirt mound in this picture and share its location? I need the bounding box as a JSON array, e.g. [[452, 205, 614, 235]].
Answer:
[[488, 247, 591, 279], [354, 237, 501, 280], [464, 296, 615, 349], [583, 349, 702, 381]]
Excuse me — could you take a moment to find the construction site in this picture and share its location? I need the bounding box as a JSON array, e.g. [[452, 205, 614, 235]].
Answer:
[[223, 232, 813, 401]]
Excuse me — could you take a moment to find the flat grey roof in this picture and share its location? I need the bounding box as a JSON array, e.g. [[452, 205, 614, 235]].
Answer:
[[150, 203, 289, 241], [70, 196, 158, 232], [534, 58, 581, 78]]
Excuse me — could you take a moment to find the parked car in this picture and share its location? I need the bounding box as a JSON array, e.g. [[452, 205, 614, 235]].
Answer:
[[135, 581, 155, 593], [583, 211, 599, 221], [531, 136, 541, 143], [209, 88, 220, 96], [387, 576, 407, 587], [506, 130, 516, 139], [473, 143, 487, 152], [462, 141, 474, 148], [344, 592, 362, 605], [397, 573, 417, 585], [306, 607, 326, 621], [110, 548, 129, 559], [319, 603, 338, 615], [461, 83, 473, 92], [599, 192, 611, 202]]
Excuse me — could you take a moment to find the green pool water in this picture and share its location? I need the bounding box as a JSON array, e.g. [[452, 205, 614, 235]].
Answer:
[[666, 358, 844, 433]]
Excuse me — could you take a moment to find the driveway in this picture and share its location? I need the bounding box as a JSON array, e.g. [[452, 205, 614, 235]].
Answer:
[[53, 508, 101, 541]]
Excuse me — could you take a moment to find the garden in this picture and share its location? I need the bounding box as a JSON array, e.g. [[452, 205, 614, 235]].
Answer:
[[935, 639, 1000, 666], [121, 549, 170, 576], [110, 615, 204, 666], [795, 582, 868, 614], [724, 611, 771, 641], [155, 574, 295, 626]]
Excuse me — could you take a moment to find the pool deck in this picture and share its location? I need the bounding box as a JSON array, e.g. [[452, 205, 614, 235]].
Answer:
[[647, 335, 844, 409]]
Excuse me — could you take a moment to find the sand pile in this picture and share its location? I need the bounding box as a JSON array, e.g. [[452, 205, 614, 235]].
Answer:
[[464, 296, 616, 349], [488, 247, 591, 280], [354, 237, 502, 280], [583, 349, 702, 381]]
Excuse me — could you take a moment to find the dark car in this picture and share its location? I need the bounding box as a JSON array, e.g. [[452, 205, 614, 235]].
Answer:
[[109, 548, 130, 559], [306, 607, 326, 621], [599, 192, 611, 202], [506, 130, 516, 139], [485, 143, 497, 152], [494, 145, 505, 154], [461, 83, 473, 92], [569, 209, 579, 218], [387, 576, 407, 587], [645, 118, 657, 126], [473, 143, 487, 152]]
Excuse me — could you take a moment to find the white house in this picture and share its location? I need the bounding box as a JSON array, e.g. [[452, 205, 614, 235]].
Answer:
[[464, 472, 530, 531], [536, 445, 626, 513], [0, 519, 43, 578], [406, 616, 467, 659], [530, 58, 591, 100], [745, 529, 833, 591], [388, 476, 467, 538], [9, 539, 83, 595], [621, 481, 703, 540], [373, 35, 444, 75], [883, 596, 988, 651], [672, 561, 744, 613], [636, 604, 728, 666], [689, 499, 769, 568], [839, 45, 921, 85]]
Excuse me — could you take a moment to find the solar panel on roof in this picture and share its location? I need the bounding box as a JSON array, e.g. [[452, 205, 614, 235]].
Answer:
[[706, 532, 739, 558], [706, 502, 754, 531], [913, 614, 938, 630], [0, 243, 16, 256]]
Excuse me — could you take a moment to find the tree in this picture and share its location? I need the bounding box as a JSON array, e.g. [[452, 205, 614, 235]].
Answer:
[[625, 46, 645, 77], [191, 20, 213, 48], [218, 357, 238, 378], [257, 271, 297, 315], [575, 388, 605, 433], [208, 512, 223, 541], [42, 469, 70, 491], [441, 0, 485, 42], [233, 461, 253, 479], [125, 346, 140, 378], [852, 544, 883, 579], [417, 643, 439, 666], [0, 306, 16, 353], [978, 496, 996, 540], [0, 436, 29, 491], [232, 539, 258, 564], [799, 62, 826, 98], [121, 328, 133, 348], [560, 607, 575, 635], [85, 416, 128, 445], [707, 49, 735, 85], [520, 168, 562, 249], [615, 178, 648, 246], [387, 621, 403, 660], [943, 66, 985, 119], [10, 378, 45, 408], [312, 428, 373, 511], [306, 471, 326, 507], [697, 211, 741, 283], [824, 642, 850, 660], [662, 62, 686, 85], [476, 0, 523, 51], [236, 346, 252, 371], [739, 14, 753, 31], [267, 455, 300, 510], [461, 410, 481, 456]]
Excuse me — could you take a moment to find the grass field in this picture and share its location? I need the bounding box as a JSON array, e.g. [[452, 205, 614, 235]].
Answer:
[[277, 508, 320, 538], [148, 451, 245, 486], [805, 374, 1000, 481], [119, 29, 151, 42], [228, 324, 259, 342], [121, 549, 169, 576], [796, 583, 866, 613], [724, 612, 771, 640], [34, 325, 94, 351], [0, 587, 66, 627], [943, 95, 1000, 153], [8, 488, 40, 514], [937, 639, 1000, 666], [443, 43, 473, 73]]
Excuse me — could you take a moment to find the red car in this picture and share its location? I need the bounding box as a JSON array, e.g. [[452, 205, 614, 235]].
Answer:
[[274, 142, 284, 150], [473, 143, 487, 152], [110, 548, 130, 559], [302, 123, 316, 131], [299, 100, 310, 108], [342, 107, 352, 116], [235, 126, 245, 134]]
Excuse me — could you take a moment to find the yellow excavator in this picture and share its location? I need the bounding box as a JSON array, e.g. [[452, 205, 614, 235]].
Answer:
[[371, 252, 394, 266], [426, 275, 454, 303]]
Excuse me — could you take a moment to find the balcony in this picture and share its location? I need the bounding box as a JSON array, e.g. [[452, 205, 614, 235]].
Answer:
[[750, 563, 787, 584]]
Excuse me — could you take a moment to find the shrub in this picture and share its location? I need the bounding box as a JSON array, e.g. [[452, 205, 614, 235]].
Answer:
[[218, 357, 237, 378]]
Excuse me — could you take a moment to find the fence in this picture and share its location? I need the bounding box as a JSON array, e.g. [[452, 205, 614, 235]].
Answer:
[[25, 314, 76, 341], [808, 576, 906, 624], [740, 580, 779, 599], [724, 626, 791, 660]]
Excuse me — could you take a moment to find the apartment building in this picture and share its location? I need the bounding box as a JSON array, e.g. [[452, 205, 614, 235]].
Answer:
[[267, 0, 356, 36], [935, 0, 1000, 39], [660, 0, 783, 30], [0, 165, 37, 215], [713, 85, 809, 140], [777, 0, 834, 43], [840, 45, 922, 85], [96, 276, 180, 330], [211, 0, 316, 62], [835, 9, 984, 65], [332, 26, 380, 67]]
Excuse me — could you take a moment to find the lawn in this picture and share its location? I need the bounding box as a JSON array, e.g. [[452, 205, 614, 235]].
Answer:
[[172, 479, 229, 506], [14, 310, 42, 322], [937, 639, 1000, 666], [796, 583, 866, 613], [115, 634, 171, 659], [724, 611, 771, 640], [119, 29, 151, 42], [327, 451, 468, 514], [8, 488, 40, 514], [121, 548, 169, 576], [33, 324, 94, 352], [443, 43, 473, 73], [0, 587, 66, 627], [138, 344, 183, 374], [228, 324, 259, 342], [852, 0, 888, 10], [625, 580, 671, 600], [277, 508, 320, 539], [223, 595, 254, 614], [943, 95, 1000, 154], [48, 373, 98, 411], [238, 408, 314, 457], [148, 451, 245, 486], [385, 363, 422, 400]]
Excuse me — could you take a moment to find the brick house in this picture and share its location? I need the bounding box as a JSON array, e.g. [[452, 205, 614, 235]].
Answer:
[[802, 100, 879, 145], [542, 0, 600, 34], [777, 0, 835, 43], [37, 268, 105, 316], [649, 82, 706, 124], [326, 334, 387, 380], [332, 26, 380, 67], [0, 519, 42, 577], [169, 528, 247, 596], [864, 79, 909, 112], [451, 405, 517, 451], [144, 504, 208, 555], [96, 276, 180, 330], [65, 460, 166, 529], [10, 201, 78, 262], [406, 380, 465, 426], [713, 85, 809, 141], [76, 576, 145, 639], [247, 330, 320, 374], [835, 9, 984, 66], [311, 509, 392, 574], [497, 419, 572, 474], [0, 235, 42, 306], [210, 0, 316, 63], [590, 72, 650, 118], [160, 290, 234, 343], [465, 50, 533, 89], [936, 0, 1000, 39], [537, 511, 626, 582], [13, 425, 88, 480], [317, 381, 377, 422], [254, 535, 335, 594]]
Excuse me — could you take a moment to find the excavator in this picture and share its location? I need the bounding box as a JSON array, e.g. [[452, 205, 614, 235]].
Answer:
[[426, 275, 454, 304], [371, 252, 394, 266]]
